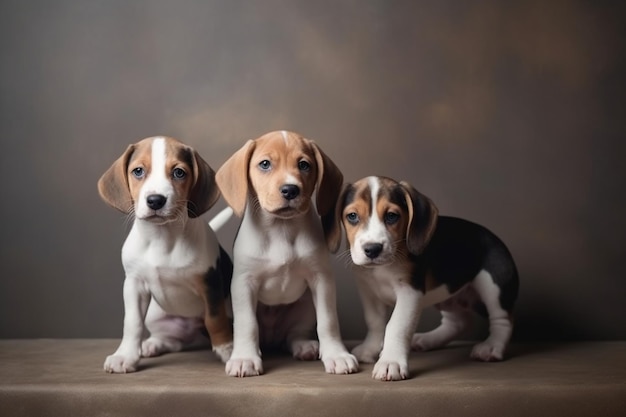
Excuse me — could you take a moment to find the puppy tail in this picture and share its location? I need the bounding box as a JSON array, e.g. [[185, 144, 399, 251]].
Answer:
[[208, 207, 234, 232]]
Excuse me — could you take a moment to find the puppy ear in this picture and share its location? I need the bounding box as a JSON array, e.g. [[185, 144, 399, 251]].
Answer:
[[97, 144, 135, 214], [216, 139, 256, 217], [187, 149, 220, 218], [400, 181, 438, 256], [325, 183, 351, 253], [309, 141, 344, 248]]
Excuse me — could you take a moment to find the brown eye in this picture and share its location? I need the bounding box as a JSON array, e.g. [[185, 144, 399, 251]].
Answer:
[[384, 212, 399, 225]]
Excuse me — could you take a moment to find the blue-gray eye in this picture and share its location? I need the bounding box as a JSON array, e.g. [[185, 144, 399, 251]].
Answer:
[[259, 160, 271, 171], [131, 167, 145, 178], [346, 212, 359, 225], [172, 168, 186, 179], [298, 160, 311, 171], [384, 212, 400, 225]]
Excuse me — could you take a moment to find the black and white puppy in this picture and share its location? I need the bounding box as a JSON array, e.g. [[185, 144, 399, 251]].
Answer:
[[328, 176, 519, 381]]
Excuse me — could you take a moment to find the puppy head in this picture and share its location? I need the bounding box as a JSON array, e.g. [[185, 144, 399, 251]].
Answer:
[[97, 136, 219, 223], [331, 176, 438, 266], [216, 131, 343, 229]]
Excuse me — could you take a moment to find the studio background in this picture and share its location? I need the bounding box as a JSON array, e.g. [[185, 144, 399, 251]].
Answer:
[[1, 0, 624, 342]]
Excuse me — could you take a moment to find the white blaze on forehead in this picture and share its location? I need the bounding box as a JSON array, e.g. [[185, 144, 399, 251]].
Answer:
[[356, 176, 388, 243], [281, 130, 289, 144], [142, 137, 172, 195]]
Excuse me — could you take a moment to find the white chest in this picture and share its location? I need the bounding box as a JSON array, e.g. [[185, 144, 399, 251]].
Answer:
[[357, 265, 453, 309], [234, 213, 329, 305]]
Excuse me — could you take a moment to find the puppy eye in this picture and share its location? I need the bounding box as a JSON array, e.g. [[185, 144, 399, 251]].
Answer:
[[172, 168, 186, 179], [298, 160, 311, 171], [131, 167, 145, 179], [259, 160, 272, 171], [346, 212, 359, 225], [384, 212, 400, 225]]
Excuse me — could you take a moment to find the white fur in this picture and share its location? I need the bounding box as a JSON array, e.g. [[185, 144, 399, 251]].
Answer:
[[226, 191, 358, 377], [103, 140, 232, 373]]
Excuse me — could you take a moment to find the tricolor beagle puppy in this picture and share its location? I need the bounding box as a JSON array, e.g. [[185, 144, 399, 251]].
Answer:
[[98, 136, 233, 373], [216, 130, 358, 377], [329, 176, 519, 381]]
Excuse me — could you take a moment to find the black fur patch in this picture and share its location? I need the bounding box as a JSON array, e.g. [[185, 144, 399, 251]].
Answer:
[[203, 246, 233, 317], [409, 216, 518, 313]]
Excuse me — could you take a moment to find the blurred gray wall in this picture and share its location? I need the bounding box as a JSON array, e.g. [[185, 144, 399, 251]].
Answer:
[[1, 0, 624, 341]]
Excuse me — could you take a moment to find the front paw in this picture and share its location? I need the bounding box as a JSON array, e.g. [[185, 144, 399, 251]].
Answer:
[[103, 354, 140, 373], [372, 359, 409, 381], [351, 342, 380, 364], [225, 356, 263, 377], [321, 351, 359, 375]]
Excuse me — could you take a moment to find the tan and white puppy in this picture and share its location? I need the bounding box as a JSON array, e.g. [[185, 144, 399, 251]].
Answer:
[[330, 176, 519, 381], [216, 130, 358, 377], [98, 136, 233, 373]]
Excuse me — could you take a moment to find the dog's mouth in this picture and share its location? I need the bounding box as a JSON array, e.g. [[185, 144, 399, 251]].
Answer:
[[270, 206, 302, 219], [140, 212, 178, 224]]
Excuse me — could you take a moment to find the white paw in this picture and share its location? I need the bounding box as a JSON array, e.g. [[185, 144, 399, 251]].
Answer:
[[103, 354, 140, 373], [411, 332, 439, 351], [141, 337, 182, 358], [372, 359, 409, 381], [351, 343, 380, 364], [291, 340, 319, 361], [225, 357, 263, 377], [321, 352, 359, 375], [213, 342, 233, 363], [471, 341, 505, 362]]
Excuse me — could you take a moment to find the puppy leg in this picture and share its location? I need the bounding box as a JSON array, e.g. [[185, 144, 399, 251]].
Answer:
[[352, 279, 388, 363], [373, 288, 421, 381], [142, 301, 203, 358], [470, 270, 514, 361], [226, 274, 263, 377], [104, 278, 150, 373], [309, 272, 358, 375], [411, 309, 472, 351], [204, 301, 234, 363]]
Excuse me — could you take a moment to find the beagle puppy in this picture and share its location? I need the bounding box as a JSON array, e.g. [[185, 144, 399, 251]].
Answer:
[[216, 130, 358, 377], [98, 136, 233, 373], [330, 176, 519, 381]]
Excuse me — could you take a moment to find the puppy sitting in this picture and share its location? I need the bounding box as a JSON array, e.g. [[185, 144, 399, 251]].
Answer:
[[216, 130, 358, 377], [329, 176, 519, 381], [98, 136, 233, 373]]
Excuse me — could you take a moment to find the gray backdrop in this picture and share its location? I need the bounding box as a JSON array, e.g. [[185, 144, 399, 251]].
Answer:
[[1, 0, 624, 341]]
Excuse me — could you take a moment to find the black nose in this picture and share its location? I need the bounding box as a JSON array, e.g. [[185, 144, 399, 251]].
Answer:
[[280, 184, 300, 201], [363, 243, 384, 259], [146, 194, 167, 210]]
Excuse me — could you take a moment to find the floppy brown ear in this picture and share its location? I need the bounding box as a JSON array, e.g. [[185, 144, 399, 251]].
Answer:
[[400, 181, 438, 256], [97, 144, 135, 214], [215, 139, 256, 217], [187, 149, 220, 218], [325, 183, 351, 254], [309, 141, 344, 248]]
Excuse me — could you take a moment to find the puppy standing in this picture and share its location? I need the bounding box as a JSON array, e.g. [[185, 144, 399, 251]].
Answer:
[[98, 136, 233, 373], [330, 176, 519, 381], [216, 130, 358, 377]]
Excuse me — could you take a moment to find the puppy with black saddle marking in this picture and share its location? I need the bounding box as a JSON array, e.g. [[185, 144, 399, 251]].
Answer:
[[98, 136, 234, 373], [329, 176, 519, 381]]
